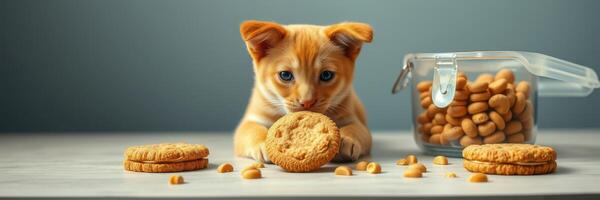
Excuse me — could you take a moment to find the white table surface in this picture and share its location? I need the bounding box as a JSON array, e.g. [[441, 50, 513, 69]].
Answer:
[[1, 130, 599, 199]]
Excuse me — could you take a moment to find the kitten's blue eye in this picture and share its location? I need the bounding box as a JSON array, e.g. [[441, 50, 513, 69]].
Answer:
[[279, 71, 294, 82], [320, 71, 335, 82]]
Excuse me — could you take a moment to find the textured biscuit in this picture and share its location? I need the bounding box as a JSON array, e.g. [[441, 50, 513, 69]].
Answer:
[[125, 143, 209, 162], [463, 144, 556, 163], [463, 144, 557, 175], [124, 158, 208, 173], [266, 111, 340, 172], [464, 159, 556, 175]]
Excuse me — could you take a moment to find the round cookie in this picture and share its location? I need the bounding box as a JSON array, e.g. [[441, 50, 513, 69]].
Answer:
[[462, 144, 557, 175], [266, 111, 340, 172], [124, 158, 209, 173], [125, 143, 209, 162], [464, 159, 556, 175]]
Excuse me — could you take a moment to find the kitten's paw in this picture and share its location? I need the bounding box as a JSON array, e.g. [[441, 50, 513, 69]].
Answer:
[[247, 143, 271, 163], [332, 136, 362, 162]]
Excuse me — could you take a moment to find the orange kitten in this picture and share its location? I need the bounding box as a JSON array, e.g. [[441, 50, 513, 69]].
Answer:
[[234, 20, 373, 163]]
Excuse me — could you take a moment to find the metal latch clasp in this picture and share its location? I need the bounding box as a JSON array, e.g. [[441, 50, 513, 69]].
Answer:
[[431, 56, 458, 108], [391, 62, 412, 94]]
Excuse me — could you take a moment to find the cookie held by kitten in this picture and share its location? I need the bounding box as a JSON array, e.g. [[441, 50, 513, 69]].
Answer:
[[234, 20, 373, 163], [266, 111, 340, 172]]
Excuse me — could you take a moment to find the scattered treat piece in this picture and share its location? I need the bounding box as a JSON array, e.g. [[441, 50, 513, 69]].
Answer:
[[463, 144, 557, 175], [169, 175, 184, 185], [242, 169, 262, 179], [406, 155, 418, 164], [396, 159, 409, 166], [468, 173, 488, 183], [403, 169, 423, 178], [241, 165, 258, 174], [266, 111, 340, 172], [217, 163, 234, 173], [366, 162, 382, 174], [253, 162, 265, 168], [335, 166, 353, 176], [356, 161, 369, 171], [433, 156, 448, 165], [408, 163, 427, 173], [445, 172, 457, 178], [123, 143, 209, 173]]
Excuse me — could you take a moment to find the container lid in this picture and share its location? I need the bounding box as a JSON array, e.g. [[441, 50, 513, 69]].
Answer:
[[392, 51, 600, 107]]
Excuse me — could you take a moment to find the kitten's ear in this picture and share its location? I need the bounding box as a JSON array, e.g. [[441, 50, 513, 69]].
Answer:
[[324, 22, 373, 61], [240, 20, 287, 61]]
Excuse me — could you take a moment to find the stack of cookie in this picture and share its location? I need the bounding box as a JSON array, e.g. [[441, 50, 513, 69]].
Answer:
[[124, 143, 209, 173], [463, 143, 557, 175]]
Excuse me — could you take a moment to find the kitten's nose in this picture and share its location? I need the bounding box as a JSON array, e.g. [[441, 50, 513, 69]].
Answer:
[[300, 99, 317, 109]]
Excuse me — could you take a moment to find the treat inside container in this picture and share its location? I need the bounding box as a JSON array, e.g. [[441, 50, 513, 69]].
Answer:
[[391, 51, 600, 157]]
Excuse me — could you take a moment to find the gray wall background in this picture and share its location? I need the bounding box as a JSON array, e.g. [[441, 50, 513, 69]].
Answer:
[[1, 0, 600, 132]]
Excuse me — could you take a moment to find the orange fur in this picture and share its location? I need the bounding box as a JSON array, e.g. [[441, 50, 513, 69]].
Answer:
[[235, 20, 373, 163]]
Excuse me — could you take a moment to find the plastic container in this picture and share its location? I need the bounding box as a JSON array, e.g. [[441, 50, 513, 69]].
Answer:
[[391, 51, 600, 157]]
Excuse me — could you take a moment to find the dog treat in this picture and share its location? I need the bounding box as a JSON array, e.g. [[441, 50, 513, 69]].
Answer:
[[445, 114, 462, 126], [478, 121, 496, 137], [447, 105, 467, 117], [489, 111, 505, 130], [241, 165, 258, 174], [516, 81, 531, 98], [483, 131, 506, 144], [463, 144, 557, 175], [442, 126, 464, 141], [242, 169, 262, 179], [433, 156, 448, 165], [454, 89, 470, 101], [253, 162, 265, 168], [461, 118, 478, 137], [406, 155, 418, 164], [512, 92, 527, 115], [414, 70, 534, 147], [489, 79, 508, 94], [266, 111, 340, 172], [472, 113, 489, 125], [507, 133, 526, 143], [335, 166, 353, 176], [408, 163, 427, 173], [217, 163, 234, 173], [460, 136, 483, 147], [421, 97, 433, 109], [468, 82, 489, 93], [356, 161, 369, 171], [417, 81, 433, 92], [476, 73, 495, 83], [445, 172, 458, 178], [428, 134, 442, 145], [123, 143, 209, 173], [403, 169, 423, 178], [456, 77, 467, 89], [495, 69, 515, 83], [470, 91, 492, 102], [396, 159, 409, 166], [489, 94, 510, 114], [432, 113, 447, 125], [366, 162, 382, 174], [468, 102, 488, 114], [169, 175, 184, 185], [505, 121, 523, 135], [468, 173, 488, 183]]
